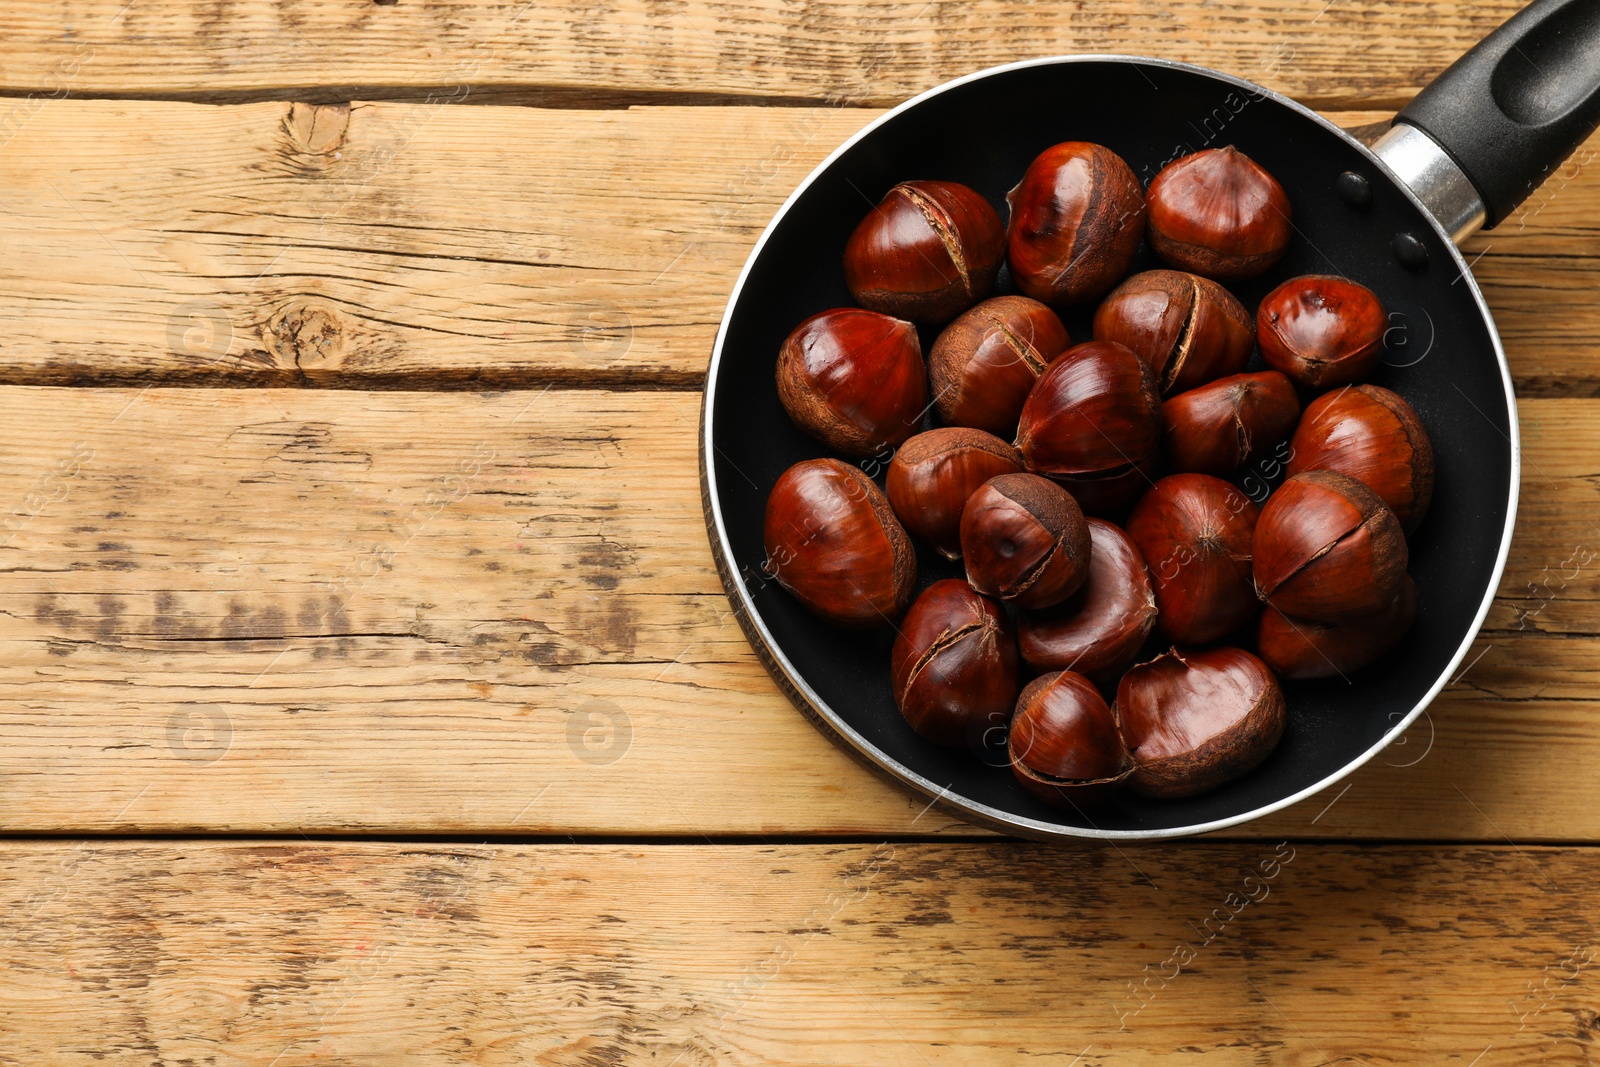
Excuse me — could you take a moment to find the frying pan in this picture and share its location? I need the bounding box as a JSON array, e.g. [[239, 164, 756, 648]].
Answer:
[[700, 0, 1600, 839]]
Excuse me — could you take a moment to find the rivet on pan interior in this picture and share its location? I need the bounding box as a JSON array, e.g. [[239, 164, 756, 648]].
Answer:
[[1392, 232, 1429, 272], [1335, 171, 1373, 210]]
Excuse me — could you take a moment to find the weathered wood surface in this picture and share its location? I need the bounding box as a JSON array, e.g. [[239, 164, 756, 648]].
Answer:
[[1, 100, 1595, 392], [2, 840, 1598, 1063], [0, 383, 1594, 839], [0, 0, 1526, 108]]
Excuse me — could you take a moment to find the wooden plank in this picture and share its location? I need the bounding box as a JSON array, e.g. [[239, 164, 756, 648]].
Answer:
[[0, 0, 1526, 109], [0, 99, 1591, 390], [2, 839, 1597, 1062], [1, 384, 1599, 839]]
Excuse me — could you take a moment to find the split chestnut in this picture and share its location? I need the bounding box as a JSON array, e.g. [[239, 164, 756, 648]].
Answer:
[[1162, 371, 1300, 477], [844, 180, 1005, 324], [929, 296, 1070, 438], [1093, 270, 1254, 395], [891, 580, 1020, 750], [1009, 671, 1133, 807], [960, 473, 1091, 611], [1006, 142, 1146, 306], [776, 308, 927, 458]]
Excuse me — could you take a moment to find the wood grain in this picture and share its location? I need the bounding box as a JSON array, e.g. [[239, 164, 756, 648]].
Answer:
[[2, 839, 1597, 1063], [0, 384, 1597, 840], [1, 99, 1596, 392], [0, 0, 1526, 109]]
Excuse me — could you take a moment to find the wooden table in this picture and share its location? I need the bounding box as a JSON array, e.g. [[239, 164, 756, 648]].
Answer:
[[3, 1, 1598, 1061]]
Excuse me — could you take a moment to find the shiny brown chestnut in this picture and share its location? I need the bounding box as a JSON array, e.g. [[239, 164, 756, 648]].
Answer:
[[1146, 146, 1292, 280], [1286, 384, 1435, 534], [1018, 519, 1158, 685], [960, 473, 1091, 611], [885, 428, 1024, 560], [1118, 646, 1286, 798], [1253, 469, 1408, 623], [1126, 473, 1261, 645], [1009, 670, 1133, 807], [1257, 574, 1417, 680], [891, 579, 1020, 749], [1162, 371, 1301, 477], [1093, 270, 1255, 395], [1015, 340, 1163, 515], [929, 296, 1071, 438], [776, 308, 927, 458], [1006, 142, 1146, 306], [1257, 275, 1387, 390], [762, 459, 916, 628], [844, 180, 1005, 324]]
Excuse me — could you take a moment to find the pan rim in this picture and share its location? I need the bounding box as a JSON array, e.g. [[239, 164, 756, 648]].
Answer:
[[699, 53, 1521, 841]]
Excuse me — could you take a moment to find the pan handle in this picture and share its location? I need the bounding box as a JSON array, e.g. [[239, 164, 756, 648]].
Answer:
[[1379, 0, 1600, 240]]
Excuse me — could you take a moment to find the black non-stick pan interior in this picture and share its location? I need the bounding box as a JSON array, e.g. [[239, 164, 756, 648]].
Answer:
[[705, 58, 1515, 837]]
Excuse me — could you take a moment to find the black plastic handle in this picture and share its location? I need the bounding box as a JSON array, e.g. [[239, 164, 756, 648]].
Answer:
[[1397, 0, 1600, 229]]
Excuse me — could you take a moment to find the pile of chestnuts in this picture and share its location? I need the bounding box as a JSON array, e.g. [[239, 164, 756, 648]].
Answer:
[[761, 141, 1433, 808]]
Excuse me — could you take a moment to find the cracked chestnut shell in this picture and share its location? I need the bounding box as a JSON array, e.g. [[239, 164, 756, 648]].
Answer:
[[844, 180, 1005, 324], [1146, 146, 1292, 280], [1126, 473, 1261, 645], [1015, 340, 1163, 515], [762, 459, 916, 629], [1162, 371, 1301, 477], [891, 579, 1020, 750], [1117, 646, 1286, 799], [1018, 518, 1158, 684], [1253, 469, 1408, 623], [929, 296, 1071, 438], [1009, 670, 1133, 807], [1257, 275, 1386, 390], [1093, 270, 1255, 395], [1286, 384, 1435, 534], [1006, 142, 1147, 306], [960, 473, 1091, 611], [776, 308, 927, 458], [1257, 574, 1417, 680], [885, 427, 1024, 560]]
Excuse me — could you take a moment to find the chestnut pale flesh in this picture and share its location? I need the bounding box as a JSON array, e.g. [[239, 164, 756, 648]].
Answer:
[[1286, 384, 1435, 534], [763, 458, 917, 628], [1093, 269, 1255, 395], [930, 296, 1070, 438], [1009, 670, 1133, 806], [1253, 469, 1408, 623], [845, 180, 1006, 324], [1162, 370, 1301, 477], [1117, 646, 1286, 799], [1006, 142, 1147, 306], [1146, 146, 1292, 280], [885, 427, 1025, 560], [1257, 575, 1417, 680], [776, 307, 927, 458], [892, 579, 1020, 749], [960, 473, 1091, 611], [1018, 518, 1158, 684], [1126, 473, 1261, 645], [1257, 275, 1387, 390]]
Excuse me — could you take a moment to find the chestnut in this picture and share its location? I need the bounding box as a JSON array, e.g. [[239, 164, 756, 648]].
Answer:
[[1093, 270, 1254, 395], [1006, 142, 1146, 306], [1125, 473, 1261, 645], [1286, 384, 1434, 534], [891, 579, 1020, 750], [960, 473, 1091, 611], [1018, 518, 1158, 685], [1162, 371, 1301, 477], [1257, 575, 1417, 680], [762, 458, 916, 628], [1117, 646, 1285, 799], [1252, 469, 1407, 623], [1015, 340, 1163, 515], [1146, 146, 1292, 280], [776, 307, 927, 458], [885, 427, 1024, 560], [844, 180, 1005, 324], [1009, 670, 1133, 807], [1257, 275, 1386, 390], [929, 296, 1070, 438]]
